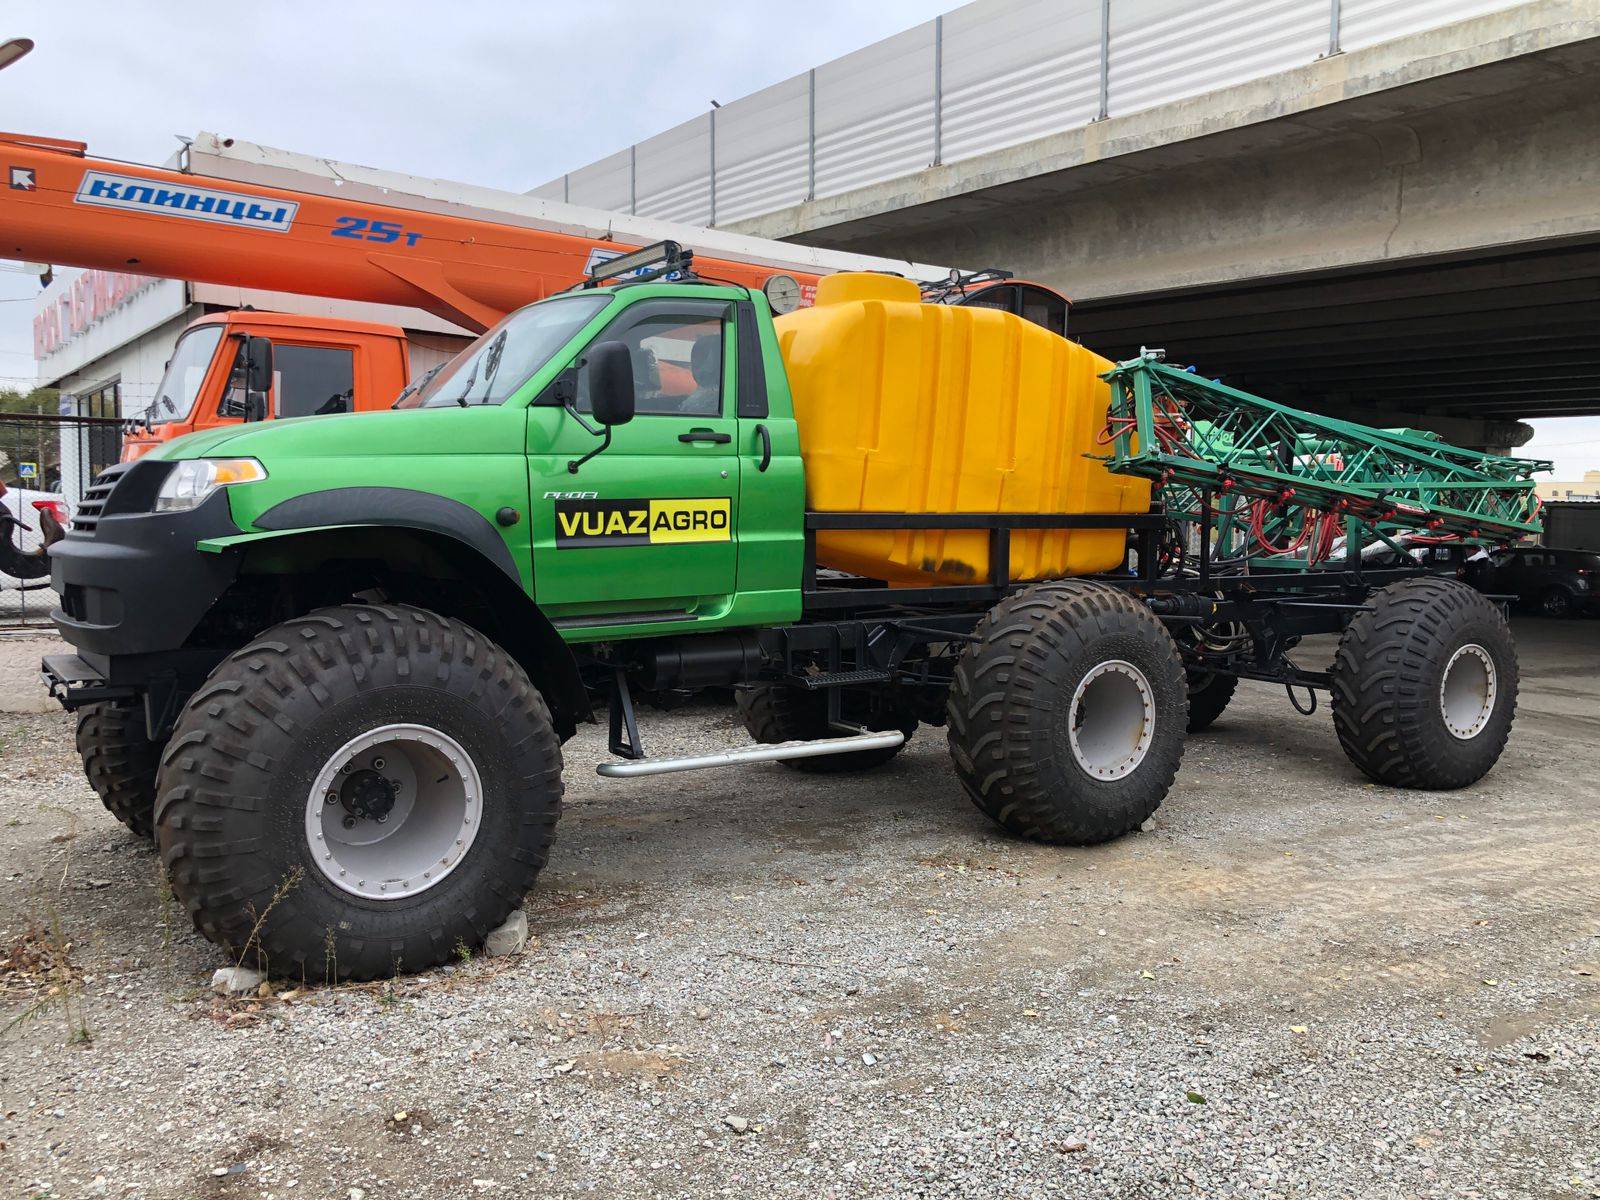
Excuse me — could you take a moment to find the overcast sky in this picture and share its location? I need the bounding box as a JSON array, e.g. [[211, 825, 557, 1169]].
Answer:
[[1, 0, 1595, 476]]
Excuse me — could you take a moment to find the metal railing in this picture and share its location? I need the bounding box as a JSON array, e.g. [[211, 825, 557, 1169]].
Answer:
[[1, 412, 124, 629]]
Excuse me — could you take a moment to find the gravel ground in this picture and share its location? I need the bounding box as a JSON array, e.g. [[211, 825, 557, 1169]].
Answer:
[[1, 617, 1596, 1199]]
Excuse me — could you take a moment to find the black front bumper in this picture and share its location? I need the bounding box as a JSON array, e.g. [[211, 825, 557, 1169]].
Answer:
[[45, 481, 243, 732], [40, 652, 137, 708]]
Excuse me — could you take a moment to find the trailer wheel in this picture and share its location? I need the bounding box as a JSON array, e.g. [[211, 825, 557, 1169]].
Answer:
[[1185, 672, 1238, 733], [736, 684, 913, 773], [946, 581, 1187, 845], [1331, 578, 1517, 789], [76, 702, 162, 839], [155, 604, 563, 981]]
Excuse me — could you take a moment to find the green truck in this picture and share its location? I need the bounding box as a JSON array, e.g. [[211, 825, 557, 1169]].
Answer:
[[42, 246, 1532, 980]]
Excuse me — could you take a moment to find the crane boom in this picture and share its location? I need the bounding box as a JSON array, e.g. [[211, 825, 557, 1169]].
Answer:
[[0, 130, 946, 333]]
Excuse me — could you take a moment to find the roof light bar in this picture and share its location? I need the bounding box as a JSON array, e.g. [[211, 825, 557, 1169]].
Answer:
[[584, 240, 694, 288]]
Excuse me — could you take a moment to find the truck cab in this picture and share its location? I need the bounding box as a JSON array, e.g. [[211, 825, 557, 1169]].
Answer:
[[120, 311, 412, 460]]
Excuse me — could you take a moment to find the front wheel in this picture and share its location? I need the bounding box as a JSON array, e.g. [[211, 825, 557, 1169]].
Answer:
[[946, 581, 1188, 845], [155, 604, 563, 981], [1331, 578, 1517, 789], [76, 702, 162, 839]]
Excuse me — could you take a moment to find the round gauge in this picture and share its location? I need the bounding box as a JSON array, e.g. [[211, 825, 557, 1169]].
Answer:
[[763, 274, 803, 314]]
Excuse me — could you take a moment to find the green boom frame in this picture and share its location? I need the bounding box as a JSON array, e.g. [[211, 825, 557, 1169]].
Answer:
[[1098, 353, 1550, 570]]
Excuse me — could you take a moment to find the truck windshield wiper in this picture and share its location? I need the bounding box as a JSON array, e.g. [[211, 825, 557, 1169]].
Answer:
[[466, 331, 507, 406], [393, 363, 445, 408], [448, 357, 480, 407]]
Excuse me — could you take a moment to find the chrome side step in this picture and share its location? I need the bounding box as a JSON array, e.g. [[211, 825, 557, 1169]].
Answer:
[[595, 730, 905, 779]]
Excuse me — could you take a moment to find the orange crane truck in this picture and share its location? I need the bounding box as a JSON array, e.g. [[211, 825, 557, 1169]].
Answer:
[[0, 129, 972, 457]]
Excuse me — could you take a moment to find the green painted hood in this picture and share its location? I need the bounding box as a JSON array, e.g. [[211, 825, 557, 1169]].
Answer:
[[149, 407, 527, 463]]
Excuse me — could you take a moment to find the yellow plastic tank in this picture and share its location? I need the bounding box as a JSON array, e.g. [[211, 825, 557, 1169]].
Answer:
[[774, 273, 1150, 585]]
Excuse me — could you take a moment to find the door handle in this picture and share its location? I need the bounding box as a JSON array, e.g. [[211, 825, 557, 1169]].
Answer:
[[678, 428, 731, 444], [755, 423, 772, 472]]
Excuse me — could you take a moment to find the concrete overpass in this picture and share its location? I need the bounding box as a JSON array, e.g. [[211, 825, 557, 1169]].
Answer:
[[715, 2, 1600, 451]]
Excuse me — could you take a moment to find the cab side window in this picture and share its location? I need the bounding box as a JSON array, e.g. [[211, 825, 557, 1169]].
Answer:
[[577, 305, 727, 417], [275, 345, 356, 418], [1020, 286, 1068, 337]]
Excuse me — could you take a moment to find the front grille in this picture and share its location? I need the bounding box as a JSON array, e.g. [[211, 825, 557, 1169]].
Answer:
[[70, 462, 132, 535]]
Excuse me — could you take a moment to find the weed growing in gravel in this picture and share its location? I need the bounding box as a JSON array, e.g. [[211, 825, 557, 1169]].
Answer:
[[454, 938, 473, 965], [236, 867, 303, 974], [1, 807, 91, 1045]]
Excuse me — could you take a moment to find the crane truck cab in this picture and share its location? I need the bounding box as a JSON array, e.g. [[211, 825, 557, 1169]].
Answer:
[[120, 310, 413, 460]]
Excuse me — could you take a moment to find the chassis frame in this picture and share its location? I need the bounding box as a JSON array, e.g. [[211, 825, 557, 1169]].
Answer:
[[590, 501, 1496, 761]]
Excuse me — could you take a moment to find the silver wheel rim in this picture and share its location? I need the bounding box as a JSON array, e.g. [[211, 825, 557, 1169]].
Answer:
[[305, 724, 482, 900], [1440, 644, 1497, 741], [1068, 659, 1156, 781]]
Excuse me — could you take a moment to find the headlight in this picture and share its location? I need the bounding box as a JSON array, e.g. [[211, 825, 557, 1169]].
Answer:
[[154, 458, 267, 513]]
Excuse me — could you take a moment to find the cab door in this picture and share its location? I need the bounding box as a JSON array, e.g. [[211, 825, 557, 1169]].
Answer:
[[528, 298, 741, 626]]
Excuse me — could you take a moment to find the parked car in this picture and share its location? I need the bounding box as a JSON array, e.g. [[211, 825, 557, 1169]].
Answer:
[[1323, 535, 1472, 575], [1468, 546, 1600, 617], [0, 480, 67, 590]]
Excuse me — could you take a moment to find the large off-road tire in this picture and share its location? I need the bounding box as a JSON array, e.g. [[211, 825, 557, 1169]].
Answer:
[[1185, 671, 1238, 733], [735, 684, 914, 773], [76, 702, 162, 839], [946, 580, 1187, 845], [155, 604, 563, 981], [1331, 577, 1517, 789]]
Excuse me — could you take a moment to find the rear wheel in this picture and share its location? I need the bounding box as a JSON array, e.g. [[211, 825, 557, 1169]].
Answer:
[[736, 684, 914, 773], [1331, 578, 1517, 789], [1185, 671, 1238, 733], [155, 604, 563, 981], [946, 581, 1187, 845], [76, 702, 161, 839]]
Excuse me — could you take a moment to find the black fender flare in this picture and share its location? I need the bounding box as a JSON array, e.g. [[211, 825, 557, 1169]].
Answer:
[[254, 487, 520, 582], [249, 487, 590, 738]]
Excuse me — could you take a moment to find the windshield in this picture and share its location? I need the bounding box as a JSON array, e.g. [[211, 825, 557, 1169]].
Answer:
[[145, 325, 224, 426], [396, 295, 610, 409]]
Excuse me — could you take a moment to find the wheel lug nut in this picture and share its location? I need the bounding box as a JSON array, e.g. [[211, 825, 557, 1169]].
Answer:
[[325, 792, 339, 805], [372, 756, 386, 770], [342, 816, 357, 829]]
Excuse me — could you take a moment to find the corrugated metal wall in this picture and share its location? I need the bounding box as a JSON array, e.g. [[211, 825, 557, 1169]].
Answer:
[[542, 0, 1523, 223], [1339, 0, 1518, 50], [634, 115, 713, 226], [940, 0, 1102, 164], [567, 148, 631, 213], [813, 24, 938, 199], [1107, 0, 1327, 115], [714, 74, 812, 225]]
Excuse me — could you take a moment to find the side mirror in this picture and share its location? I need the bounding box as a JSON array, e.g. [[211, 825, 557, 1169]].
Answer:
[[244, 336, 273, 394], [222, 337, 273, 422], [587, 340, 635, 427]]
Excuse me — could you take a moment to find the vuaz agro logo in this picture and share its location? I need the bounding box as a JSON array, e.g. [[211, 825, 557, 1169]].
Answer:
[[554, 498, 731, 548], [73, 170, 298, 233]]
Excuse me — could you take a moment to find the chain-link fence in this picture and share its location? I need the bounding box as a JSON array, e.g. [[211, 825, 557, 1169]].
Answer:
[[1, 412, 124, 629]]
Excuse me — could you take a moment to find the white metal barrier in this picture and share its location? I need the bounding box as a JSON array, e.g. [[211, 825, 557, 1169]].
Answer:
[[532, 0, 1521, 225]]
